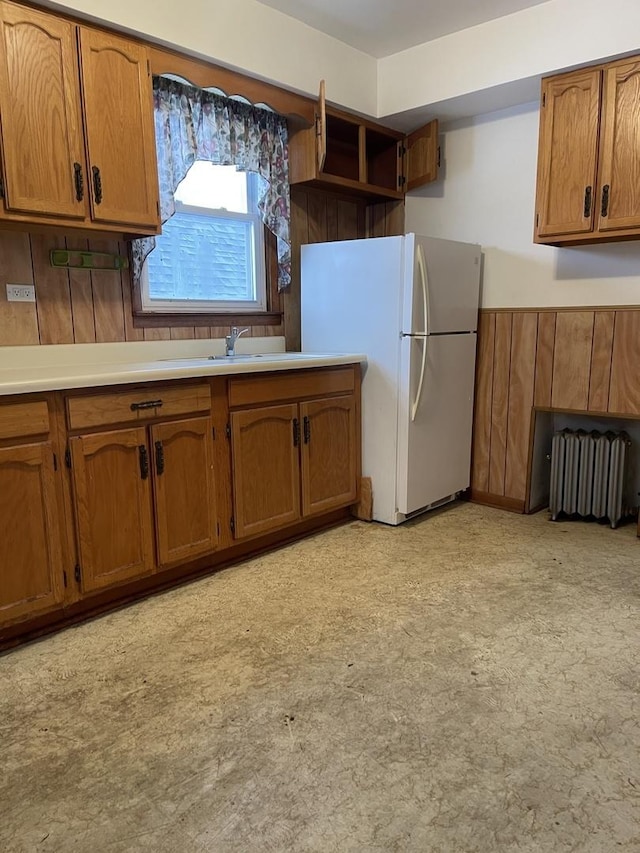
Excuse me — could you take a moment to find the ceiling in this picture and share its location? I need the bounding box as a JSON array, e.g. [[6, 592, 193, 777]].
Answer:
[[255, 0, 551, 58]]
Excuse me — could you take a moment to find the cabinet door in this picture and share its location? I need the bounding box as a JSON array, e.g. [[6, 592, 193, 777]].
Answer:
[[404, 119, 439, 191], [535, 69, 601, 237], [151, 417, 218, 566], [0, 3, 85, 219], [231, 403, 301, 538], [70, 428, 155, 593], [78, 28, 159, 229], [0, 442, 64, 626], [597, 59, 640, 231], [317, 79, 327, 173], [300, 395, 358, 516]]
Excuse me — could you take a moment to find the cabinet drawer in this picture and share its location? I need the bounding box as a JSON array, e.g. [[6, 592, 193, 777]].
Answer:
[[0, 400, 49, 440], [229, 367, 356, 408], [67, 383, 211, 430]]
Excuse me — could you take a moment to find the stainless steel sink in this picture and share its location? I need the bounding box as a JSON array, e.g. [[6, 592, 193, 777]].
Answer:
[[159, 352, 322, 363]]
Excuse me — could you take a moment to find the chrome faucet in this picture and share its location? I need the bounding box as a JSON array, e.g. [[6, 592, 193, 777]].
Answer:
[[225, 326, 249, 357]]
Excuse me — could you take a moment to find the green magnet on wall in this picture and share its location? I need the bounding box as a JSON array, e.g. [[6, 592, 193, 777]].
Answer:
[[49, 249, 129, 271]]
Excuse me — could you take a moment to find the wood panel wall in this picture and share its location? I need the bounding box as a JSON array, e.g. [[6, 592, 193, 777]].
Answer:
[[471, 307, 640, 512], [0, 189, 404, 350]]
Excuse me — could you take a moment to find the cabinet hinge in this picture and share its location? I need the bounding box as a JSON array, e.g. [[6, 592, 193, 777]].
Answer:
[[399, 145, 406, 157], [147, 58, 151, 76], [398, 175, 406, 188], [53, 453, 58, 472], [216, 521, 220, 537], [225, 423, 231, 440], [542, 93, 546, 108], [212, 426, 216, 440], [65, 447, 72, 469], [63, 570, 68, 588], [230, 516, 235, 533], [0, 175, 4, 199], [156, 199, 160, 217], [74, 563, 81, 583], [536, 213, 539, 227]]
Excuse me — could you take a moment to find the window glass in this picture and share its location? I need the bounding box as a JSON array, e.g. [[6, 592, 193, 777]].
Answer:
[[142, 163, 266, 313]]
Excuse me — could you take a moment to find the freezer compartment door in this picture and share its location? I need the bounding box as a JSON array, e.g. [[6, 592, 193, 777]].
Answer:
[[397, 332, 477, 515], [402, 235, 481, 335]]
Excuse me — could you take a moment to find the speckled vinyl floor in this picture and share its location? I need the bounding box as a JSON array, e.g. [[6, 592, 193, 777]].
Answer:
[[2, 502, 640, 852]]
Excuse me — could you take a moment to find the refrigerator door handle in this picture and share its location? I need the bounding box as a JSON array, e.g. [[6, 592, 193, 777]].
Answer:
[[416, 243, 430, 336], [411, 335, 428, 422]]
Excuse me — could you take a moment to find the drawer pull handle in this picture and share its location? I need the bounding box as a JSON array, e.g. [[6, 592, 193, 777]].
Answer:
[[130, 399, 163, 412], [138, 444, 149, 480], [155, 440, 165, 475], [303, 415, 311, 444]]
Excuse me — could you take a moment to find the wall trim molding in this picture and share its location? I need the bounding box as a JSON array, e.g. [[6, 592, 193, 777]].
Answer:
[[469, 490, 525, 513], [480, 305, 640, 314]]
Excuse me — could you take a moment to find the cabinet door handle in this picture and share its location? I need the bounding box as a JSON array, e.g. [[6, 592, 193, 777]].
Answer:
[[73, 163, 84, 202], [92, 166, 103, 205], [601, 184, 610, 217], [293, 418, 300, 447], [154, 440, 165, 475], [130, 399, 163, 412], [139, 444, 149, 480], [303, 415, 311, 444], [583, 185, 592, 218]]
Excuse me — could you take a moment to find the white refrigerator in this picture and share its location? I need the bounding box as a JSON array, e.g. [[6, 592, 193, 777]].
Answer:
[[301, 233, 481, 525]]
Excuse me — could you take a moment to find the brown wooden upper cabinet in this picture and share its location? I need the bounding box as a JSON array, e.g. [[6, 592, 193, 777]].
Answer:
[[0, 0, 160, 234], [535, 58, 640, 245], [289, 81, 439, 201]]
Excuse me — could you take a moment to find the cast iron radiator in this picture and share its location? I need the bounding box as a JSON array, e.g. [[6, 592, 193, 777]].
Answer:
[[549, 429, 631, 528]]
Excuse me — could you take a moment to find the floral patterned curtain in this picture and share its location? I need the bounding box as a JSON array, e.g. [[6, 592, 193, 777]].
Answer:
[[131, 76, 291, 291]]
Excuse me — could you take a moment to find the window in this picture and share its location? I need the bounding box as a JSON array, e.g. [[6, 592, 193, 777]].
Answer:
[[142, 163, 266, 313]]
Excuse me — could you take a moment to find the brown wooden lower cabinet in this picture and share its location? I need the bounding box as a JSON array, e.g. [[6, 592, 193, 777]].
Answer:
[[0, 365, 362, 644], [300, 395, 358, 516], [231, 403, 302, 538], [230, 385, 360, 538], [151, 417, 218, 566], [0, 441, 65, 624], [70, 427, 156, 592]]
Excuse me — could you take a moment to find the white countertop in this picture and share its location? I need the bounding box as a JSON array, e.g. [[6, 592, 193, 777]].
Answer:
[[0, 338, 366, 396]]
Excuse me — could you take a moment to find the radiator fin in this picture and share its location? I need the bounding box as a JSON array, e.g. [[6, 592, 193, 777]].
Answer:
[[549, 429, 630, 528]]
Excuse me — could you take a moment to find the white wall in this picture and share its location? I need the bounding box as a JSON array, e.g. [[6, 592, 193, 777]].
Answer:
[[45, 0, 377, 115], [378, 0, 640, 121], [405, 103, 640, 309]]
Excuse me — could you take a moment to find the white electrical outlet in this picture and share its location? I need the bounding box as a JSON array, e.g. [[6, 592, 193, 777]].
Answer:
[[6, 284, 35, 302]]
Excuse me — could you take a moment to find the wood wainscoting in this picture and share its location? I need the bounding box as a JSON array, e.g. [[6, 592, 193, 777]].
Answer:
[[471, 307, 640, 512], [0, 188, 403, 350]]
